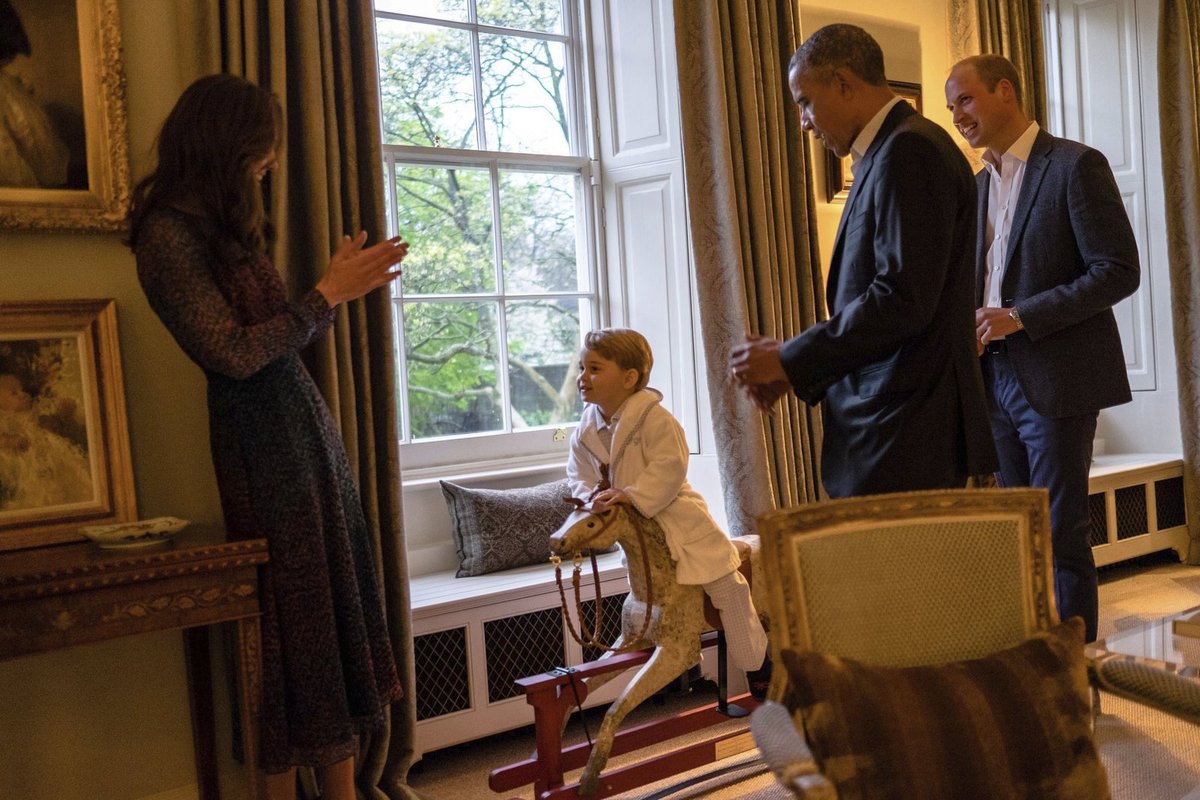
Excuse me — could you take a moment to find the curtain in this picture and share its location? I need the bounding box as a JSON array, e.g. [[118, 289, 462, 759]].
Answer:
[[196, 1, 422, 796], [948, 0, 1047, 126], [672, 0, 824, 536], [1158, 0, 1200, 565]]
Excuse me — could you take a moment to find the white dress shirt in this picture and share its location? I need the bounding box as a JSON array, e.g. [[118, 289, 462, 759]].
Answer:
[[981, 121, 1040, 319], [849, 97, 904, 177]]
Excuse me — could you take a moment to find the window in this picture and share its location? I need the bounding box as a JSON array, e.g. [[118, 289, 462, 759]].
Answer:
[[374, 0, 598, 470]]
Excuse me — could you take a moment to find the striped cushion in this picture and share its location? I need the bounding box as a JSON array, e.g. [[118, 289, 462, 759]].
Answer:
[[780, 617, 1110, 799]]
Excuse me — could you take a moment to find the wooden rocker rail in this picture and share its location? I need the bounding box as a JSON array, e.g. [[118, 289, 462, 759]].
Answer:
[[489, 630, 761, 799]]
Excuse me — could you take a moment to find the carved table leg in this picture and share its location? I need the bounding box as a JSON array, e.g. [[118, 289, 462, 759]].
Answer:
[[236, 616, 264, 800], [183, 627, 220, 800]]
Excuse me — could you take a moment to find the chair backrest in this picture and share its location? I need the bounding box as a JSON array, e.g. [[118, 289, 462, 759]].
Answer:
[[756, 488, 1057, 677]]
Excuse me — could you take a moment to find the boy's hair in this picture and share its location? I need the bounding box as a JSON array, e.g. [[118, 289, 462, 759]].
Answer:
[[583, 328, 653, 392]]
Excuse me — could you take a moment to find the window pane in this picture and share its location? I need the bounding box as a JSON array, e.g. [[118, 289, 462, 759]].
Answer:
[[376, 0, 468, 23], [478, 0, 563, 34], [506, 299, 587, 427], [378, 18, 477, 149], [480, 33, 569, 154], [500, 170, 583, 293], [395, 164, 495, 294], [403, 300, 503, 438]]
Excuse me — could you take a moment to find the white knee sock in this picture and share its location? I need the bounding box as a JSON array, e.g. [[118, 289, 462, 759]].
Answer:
[[702, 570, 768, 671]]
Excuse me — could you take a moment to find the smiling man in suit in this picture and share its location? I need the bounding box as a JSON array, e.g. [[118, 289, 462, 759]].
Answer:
[[945, 55, 1140, 642], [730, 24, 996, 498]]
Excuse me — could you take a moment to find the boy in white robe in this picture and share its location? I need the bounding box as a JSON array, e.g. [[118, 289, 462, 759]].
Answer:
[[567, 328, 768, 677]]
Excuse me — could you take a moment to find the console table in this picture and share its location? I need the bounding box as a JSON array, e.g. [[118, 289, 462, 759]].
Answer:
[[0, 526, 268, 800]]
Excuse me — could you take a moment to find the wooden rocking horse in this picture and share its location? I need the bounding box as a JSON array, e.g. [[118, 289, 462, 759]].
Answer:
[[489, 499, 765, 799]]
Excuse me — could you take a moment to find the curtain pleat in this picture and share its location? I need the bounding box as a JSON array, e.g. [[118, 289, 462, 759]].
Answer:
[[1159, 0, 1200, 564], [205, 1, 422, 796], [673, 0, 824, 536]]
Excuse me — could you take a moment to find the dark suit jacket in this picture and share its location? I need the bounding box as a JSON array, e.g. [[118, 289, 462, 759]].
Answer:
[[977, 129, 1139, 418], [779, 102, 997, 498]]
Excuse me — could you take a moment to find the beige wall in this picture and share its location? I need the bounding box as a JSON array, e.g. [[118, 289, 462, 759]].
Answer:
[[0, 3, 222, 799], [800, 0, 966, 278]]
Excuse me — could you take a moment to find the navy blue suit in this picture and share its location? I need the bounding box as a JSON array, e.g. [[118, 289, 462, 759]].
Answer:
[[976, 128, 1139, 641], [780, 102, 996, 498]]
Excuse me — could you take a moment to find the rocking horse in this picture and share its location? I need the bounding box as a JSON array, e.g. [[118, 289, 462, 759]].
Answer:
[[489, 499, 766, 799]]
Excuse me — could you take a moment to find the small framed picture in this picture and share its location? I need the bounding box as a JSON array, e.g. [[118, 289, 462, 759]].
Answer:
[[0, 299, 135, 550], [825, 81, 923, 203]]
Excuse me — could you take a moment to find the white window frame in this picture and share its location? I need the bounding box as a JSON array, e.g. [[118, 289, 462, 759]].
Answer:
[[375, 1, 608, 477]]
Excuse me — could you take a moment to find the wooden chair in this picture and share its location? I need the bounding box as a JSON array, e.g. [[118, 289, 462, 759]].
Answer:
[[748, 487, 1200, 798]]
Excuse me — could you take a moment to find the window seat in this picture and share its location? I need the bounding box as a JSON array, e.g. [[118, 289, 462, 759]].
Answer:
[[410, 550, 626, 620], [410, 550, 635, 759], [1087, 453, 1189, 567]]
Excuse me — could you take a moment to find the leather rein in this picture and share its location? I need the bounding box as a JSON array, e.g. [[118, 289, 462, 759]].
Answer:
[[551, 503, 654, 654]]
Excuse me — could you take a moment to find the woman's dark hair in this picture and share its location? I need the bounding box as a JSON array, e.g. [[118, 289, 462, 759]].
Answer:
[[0, 0, 32, 64], [126, 74, 282, 256]]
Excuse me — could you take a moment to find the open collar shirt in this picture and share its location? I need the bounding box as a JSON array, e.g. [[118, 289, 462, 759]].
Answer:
[[981, 121, 1040, 317], [849, 96, 904, 177]]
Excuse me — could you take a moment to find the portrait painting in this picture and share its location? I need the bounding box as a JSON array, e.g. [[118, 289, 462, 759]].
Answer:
[[0, 0, 130, 232], [0, 300, 135, 550], [825, 81, 922, 203]]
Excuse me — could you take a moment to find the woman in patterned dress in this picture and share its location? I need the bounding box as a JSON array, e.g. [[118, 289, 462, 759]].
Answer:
[[127, 74, 407, 800]]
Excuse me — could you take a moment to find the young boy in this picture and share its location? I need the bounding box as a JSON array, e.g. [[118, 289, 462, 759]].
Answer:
[[567, 328, 768, 674]]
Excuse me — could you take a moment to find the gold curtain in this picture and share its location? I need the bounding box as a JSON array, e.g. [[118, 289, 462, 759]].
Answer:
[[949, 0, 1047, 125], [197, 1, 421, 796], [1159, 0, 1200, 564], [673, 0, 824, 534]]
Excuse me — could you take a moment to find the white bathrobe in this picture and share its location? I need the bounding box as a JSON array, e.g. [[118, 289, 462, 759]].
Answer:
[[567, 388, 741, 585]]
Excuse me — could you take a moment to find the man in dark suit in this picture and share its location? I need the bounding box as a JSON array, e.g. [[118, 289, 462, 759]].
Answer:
[[730, 24, 996, 498], [945, 55, 1140, 642]]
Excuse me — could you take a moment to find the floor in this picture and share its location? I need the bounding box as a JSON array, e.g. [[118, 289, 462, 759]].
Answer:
[[407, 547, 1200, 800]]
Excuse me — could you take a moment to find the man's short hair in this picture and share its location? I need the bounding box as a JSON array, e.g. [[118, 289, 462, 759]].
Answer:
[[789, 24, 887, 87], [956, 54, 1024, 106]]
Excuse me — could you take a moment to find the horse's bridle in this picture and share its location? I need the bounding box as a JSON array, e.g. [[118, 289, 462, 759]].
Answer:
[[551, 502, 654, 654]]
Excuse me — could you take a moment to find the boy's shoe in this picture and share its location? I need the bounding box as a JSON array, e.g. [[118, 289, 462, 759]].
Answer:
[[747, 651, 773, 700]]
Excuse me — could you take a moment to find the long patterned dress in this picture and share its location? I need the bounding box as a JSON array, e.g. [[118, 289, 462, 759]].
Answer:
[[135, 207, 403, 773]]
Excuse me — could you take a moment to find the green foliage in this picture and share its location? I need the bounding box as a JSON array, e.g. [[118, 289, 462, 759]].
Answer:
[[377, 1, 589, 441]]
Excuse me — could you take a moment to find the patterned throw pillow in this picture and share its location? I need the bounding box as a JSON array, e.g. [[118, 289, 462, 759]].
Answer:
[[441, 479, 579, 577], [779, 617, 1110, 800]]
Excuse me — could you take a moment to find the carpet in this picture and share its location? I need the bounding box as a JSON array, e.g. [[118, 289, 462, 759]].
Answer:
[[1097, 691, 1200, 800]]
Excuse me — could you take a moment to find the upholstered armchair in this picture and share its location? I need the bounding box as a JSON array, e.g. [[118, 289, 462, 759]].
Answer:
[[748, 488, 1200, 799]]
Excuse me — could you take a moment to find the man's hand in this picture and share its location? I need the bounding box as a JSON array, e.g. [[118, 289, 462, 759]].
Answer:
[[976, 306, 1020, 345], [729, 336, 788, 384], [729, 335, 791, 414], [745, 381, 791, 412]]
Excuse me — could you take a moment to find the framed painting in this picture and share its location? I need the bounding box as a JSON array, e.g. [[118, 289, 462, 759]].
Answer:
[[825, 81, 923, 203], [0, 0, 131, 232], [0, 299, 135, 550]]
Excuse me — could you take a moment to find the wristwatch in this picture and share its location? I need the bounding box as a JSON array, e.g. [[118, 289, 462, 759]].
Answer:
[[1009, 306, 1024, 331]]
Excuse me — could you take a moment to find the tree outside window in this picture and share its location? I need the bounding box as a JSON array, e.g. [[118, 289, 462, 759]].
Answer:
[[375, 0, 596, 448]]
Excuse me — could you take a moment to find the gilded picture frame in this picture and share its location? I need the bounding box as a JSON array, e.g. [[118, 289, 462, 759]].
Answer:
[[0, 299, 136, 550], [0, 0, 131, 232], [825, 81, 923, 204]]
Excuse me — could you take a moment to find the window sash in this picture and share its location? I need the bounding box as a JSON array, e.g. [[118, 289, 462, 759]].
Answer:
[[375, 1, 601, 461]]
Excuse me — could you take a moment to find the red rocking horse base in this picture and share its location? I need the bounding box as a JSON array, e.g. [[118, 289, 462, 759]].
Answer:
[[488, 630, 761, 799]]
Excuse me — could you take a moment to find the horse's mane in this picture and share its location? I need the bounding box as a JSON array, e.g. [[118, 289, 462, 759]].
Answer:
[[614, 503, 667, 546]]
